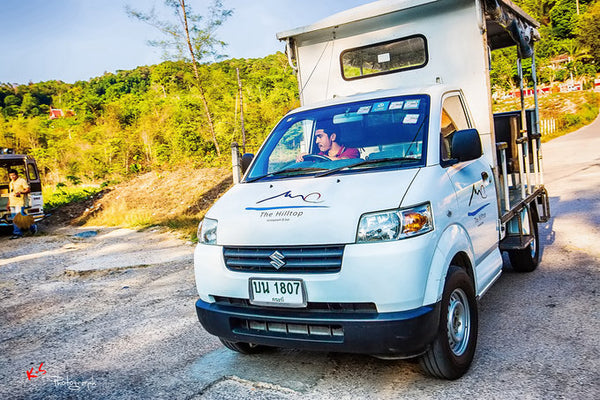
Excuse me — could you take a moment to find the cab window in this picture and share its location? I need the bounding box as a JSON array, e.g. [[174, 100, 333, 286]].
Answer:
[[440, 95, 470, 162], [26, 163, 39, 181], [245, 95, 430, 182]]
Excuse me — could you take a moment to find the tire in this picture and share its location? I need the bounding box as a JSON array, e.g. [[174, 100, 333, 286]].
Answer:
[[219, 338, 270, 354], [419, 266, 478, 380], [508, 206, 539, 273]]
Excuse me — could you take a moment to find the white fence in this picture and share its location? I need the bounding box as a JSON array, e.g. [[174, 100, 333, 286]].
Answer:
[[540, 118, 557, 136]]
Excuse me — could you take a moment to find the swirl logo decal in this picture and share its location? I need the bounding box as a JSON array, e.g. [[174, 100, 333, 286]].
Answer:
[[246, 190, 329, 211]]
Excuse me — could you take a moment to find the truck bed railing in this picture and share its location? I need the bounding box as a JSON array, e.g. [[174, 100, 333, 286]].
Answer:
[[493, 38, 548, 232], [496, 131, 550, 227]]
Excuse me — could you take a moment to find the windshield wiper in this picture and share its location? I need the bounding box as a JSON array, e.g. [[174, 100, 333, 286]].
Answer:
[[245, 167, 326, 183], [315, 157, 420, 177]]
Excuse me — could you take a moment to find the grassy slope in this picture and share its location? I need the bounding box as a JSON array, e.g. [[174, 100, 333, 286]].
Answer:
[[77, 166, 233, 239]]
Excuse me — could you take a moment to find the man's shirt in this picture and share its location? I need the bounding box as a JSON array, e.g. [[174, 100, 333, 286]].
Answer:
[[9, 177, 29, 208]]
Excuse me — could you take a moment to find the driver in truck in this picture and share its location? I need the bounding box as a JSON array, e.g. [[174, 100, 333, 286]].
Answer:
[[296, 124, 360, 161]]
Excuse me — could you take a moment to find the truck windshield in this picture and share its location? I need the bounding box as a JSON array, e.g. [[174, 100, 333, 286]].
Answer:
[[245, 95, 429, 182]]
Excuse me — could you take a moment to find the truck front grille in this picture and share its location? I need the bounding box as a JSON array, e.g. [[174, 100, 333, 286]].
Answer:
[[223, 245, 344, 273]]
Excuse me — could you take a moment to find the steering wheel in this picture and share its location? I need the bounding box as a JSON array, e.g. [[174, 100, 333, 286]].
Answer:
[[302, 154, 330, 162]]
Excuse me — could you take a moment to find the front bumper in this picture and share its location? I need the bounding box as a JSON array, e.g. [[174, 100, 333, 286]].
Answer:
[[195, 233, 437, 313], [196, 298, 441, 357]]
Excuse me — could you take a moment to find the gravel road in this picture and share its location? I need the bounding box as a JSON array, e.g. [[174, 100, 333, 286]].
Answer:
[[1, 119, 599, 399]]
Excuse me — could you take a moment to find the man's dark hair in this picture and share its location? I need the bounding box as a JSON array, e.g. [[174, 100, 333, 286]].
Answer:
[[8, 169, 18, 175], [317, 122, 342, 142]]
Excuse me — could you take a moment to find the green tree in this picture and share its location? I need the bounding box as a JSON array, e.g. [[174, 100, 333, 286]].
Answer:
[[560, 38, 592, 78], [4, 94, 21, 107], [550, 0, 578, 38], [20, 93, 39, 116], [491, 48, 518, 92], [519, 0, 556, 23], [575, 1, 600, 63], [127, 0, 233, 157]]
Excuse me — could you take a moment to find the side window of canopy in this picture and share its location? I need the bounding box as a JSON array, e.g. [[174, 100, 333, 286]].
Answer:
[[340, 35, 428, 80]]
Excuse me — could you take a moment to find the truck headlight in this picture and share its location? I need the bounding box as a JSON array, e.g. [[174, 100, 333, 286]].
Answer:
[[198, 218, 218, 245], [356, 203, 433, 243]]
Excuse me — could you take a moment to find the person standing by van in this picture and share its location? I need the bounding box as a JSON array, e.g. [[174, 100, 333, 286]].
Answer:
[[7, 169, 36, 239]]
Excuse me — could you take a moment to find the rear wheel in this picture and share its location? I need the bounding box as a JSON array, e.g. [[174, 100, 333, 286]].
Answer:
[[419, 266, 478, 380], [219, 338, 270, 354], [508, 206, 539, 273]]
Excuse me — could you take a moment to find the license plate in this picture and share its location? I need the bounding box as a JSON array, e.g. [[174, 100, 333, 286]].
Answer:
[[249, 279, 306, 308]]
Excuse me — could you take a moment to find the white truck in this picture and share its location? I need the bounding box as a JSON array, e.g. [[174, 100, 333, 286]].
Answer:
[[194, 0, 550, 379]]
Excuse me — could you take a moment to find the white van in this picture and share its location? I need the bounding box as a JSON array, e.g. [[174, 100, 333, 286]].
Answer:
[[194, 0, 550, 379], [0, 149, 45, 226]]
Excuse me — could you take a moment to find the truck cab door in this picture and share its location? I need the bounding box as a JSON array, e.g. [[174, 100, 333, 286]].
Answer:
[[446, 155, 497, 262], [440, 94, 499, 273]]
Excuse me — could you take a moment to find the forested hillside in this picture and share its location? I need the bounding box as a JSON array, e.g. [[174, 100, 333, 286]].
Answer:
[[0, 53, 298, 185], [1, 0, 599, 187], [491, 0, 600, 91]]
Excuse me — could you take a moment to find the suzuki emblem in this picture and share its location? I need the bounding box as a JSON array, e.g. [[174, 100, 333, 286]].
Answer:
[[269, 251, 286, 269]]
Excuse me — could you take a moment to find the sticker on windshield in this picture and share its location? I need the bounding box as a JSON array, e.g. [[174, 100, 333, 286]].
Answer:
[[403, 114, 420, 124], [372, 101, 389, 112], [377, 53, 391, 63], [389, 101, 404, 110], [404, 100, 421, 109], [357, 106, 372, 114]]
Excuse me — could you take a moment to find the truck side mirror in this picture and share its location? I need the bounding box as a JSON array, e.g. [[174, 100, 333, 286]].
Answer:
[[241, 153, 254, 175], [451, 129, 482, 162]]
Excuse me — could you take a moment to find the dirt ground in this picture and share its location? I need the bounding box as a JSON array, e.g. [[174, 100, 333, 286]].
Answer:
[[0, 223, 220, 399], [0, 166, 234, 399]]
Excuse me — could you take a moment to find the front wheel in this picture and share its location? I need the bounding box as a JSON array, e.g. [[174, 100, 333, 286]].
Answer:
[[219, 338, 271, 354], [419, 266, 478, 380]]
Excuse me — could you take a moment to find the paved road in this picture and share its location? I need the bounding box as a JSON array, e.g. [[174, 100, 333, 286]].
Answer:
[[1, 120, 599, 399]]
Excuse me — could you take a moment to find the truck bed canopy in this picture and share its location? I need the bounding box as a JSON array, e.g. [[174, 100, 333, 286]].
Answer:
[[277, 0, 540, 58]]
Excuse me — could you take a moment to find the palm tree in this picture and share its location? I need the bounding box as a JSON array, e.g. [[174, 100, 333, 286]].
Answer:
[[560, 39, 591, 82]]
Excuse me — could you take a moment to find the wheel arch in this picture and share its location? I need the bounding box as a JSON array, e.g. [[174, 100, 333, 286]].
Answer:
[[450, 252, 475, 285], [423, 224, 475, 305]]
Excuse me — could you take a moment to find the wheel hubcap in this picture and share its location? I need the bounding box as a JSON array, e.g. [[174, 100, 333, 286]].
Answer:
[[447, 288, 470, 356]]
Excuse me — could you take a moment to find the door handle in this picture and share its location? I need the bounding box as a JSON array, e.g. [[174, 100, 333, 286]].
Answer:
[[481, 171, 489, 182]]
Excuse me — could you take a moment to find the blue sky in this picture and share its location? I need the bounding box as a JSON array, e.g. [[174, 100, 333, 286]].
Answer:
[[0, 0, 374, 84]]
